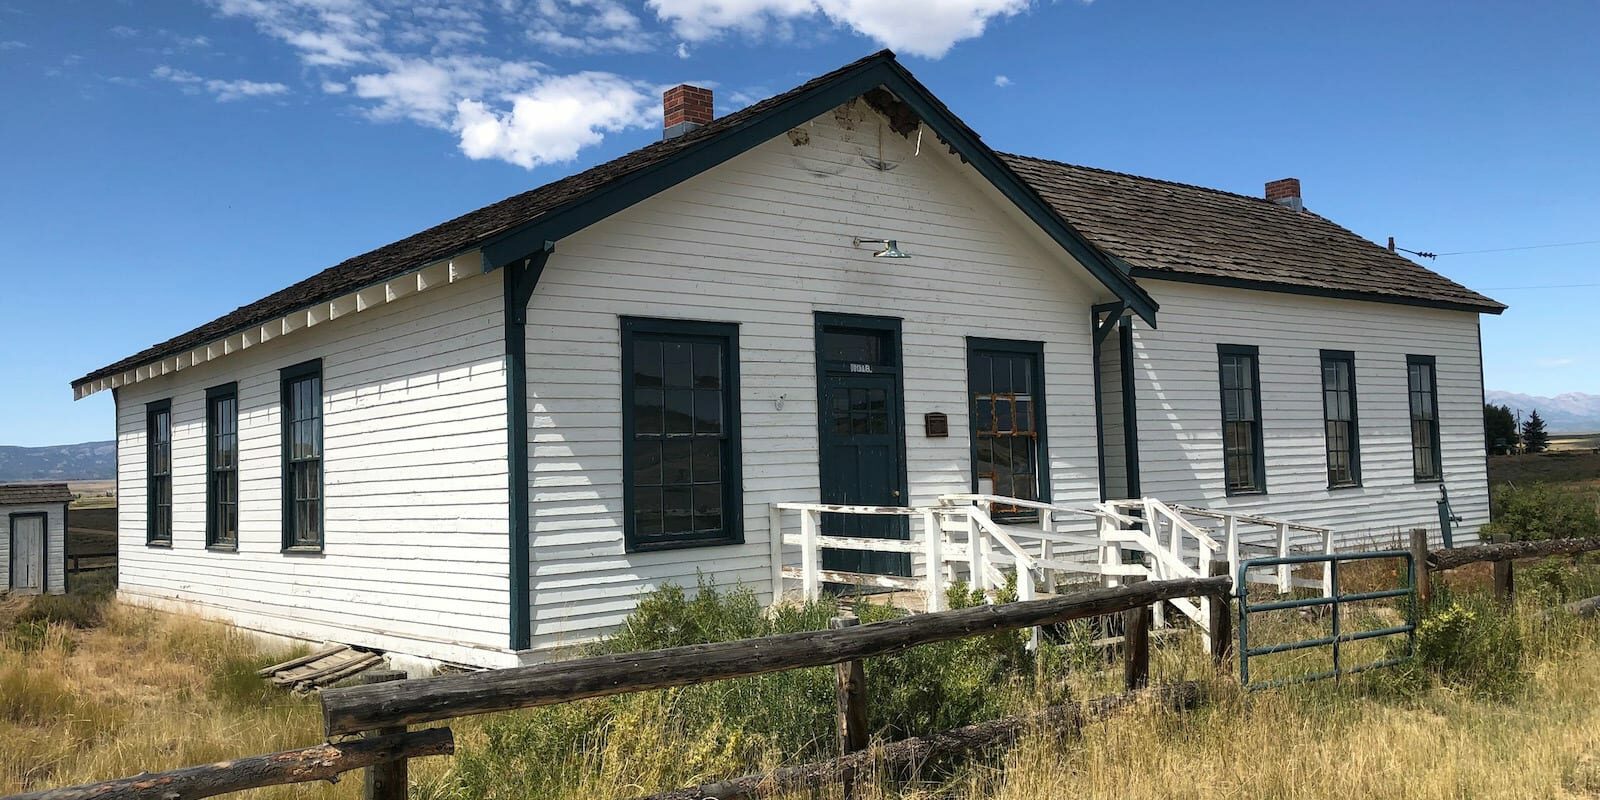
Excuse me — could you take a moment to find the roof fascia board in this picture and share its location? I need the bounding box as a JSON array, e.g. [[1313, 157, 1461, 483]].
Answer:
[[479, 65, 890, 271], [1131, 269, 1506, 315], [874, 66, 1159, 327]]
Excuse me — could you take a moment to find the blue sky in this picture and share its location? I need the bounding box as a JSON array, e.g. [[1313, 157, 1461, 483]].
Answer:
[[2, 0, 1596, 447]]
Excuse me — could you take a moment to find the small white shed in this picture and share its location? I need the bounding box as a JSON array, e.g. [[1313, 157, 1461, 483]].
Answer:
[[1, 483, 71, 596]]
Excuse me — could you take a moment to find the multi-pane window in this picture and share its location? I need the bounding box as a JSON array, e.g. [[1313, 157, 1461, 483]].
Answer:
[[207, 384, 239, 549], [1218, 345, 1265, 494], [1408, 355, 1442, 481], [968, 340, 1047, 517], [1320, 351, 1361, 487], [623, 318, 741, 550], [281, 361, 323, 550], [146, 399, 172, 545]]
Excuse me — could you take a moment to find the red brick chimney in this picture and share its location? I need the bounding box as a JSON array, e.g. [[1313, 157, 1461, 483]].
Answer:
[[663, 85, 713, 139], [1265, 178, 1302, 211]]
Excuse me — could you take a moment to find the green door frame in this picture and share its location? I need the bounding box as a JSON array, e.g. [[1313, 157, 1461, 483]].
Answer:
[[812, 312, 911, 576]]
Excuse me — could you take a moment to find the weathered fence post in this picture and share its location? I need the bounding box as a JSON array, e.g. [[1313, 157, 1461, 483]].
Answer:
[[1409, 528, 1432, 615], [1493, 560, 1515, 605], [362, 668, 409, 800], [1123, 604, 1151, 691], [829, 615, 868, 800], [1207, 561, 1233, 670]]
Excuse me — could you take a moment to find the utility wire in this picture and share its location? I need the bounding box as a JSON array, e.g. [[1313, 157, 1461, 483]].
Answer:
[[1436, 239, 1600, 256], [1478, 282, 1600, 291]]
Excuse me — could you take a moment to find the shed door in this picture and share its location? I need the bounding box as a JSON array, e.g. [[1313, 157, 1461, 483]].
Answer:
[[10, 514, 45, 594]]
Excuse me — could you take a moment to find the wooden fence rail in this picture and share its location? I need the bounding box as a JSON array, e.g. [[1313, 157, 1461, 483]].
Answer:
[[3, 729, 453, 800], [320, 576, 1232, 736], [1414, 530, 1600, 609]]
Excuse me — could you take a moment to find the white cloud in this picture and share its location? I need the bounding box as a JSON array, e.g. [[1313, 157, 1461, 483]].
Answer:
[[455, 72, 655, 168], [153, 64, 289, 101], [0, 40, 25, 50], [993, 74, 1010, 87], [647, 0, 1028, 58], [208, 77, 291, 101], [205, 0, 661, 169], [189, 0, 1030, 167]]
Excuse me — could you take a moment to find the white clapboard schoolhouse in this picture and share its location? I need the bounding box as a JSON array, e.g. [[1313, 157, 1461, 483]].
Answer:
[[73, 52, 1504, 669]]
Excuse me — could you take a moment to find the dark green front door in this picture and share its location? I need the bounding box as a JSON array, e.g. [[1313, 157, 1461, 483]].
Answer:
[[816, 315, 909, 577]]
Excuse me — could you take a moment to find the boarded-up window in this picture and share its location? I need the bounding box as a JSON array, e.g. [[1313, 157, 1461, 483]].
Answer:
[[623, 318, 741, 551], [968, 339, 1048, 519]]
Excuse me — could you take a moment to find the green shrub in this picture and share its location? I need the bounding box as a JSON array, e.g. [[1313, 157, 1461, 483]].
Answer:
[[426, 577, 1054, 799], [16, 590, 109, 630], [1482, 482, 1600, 541], [1414, 594, 1525, 698]]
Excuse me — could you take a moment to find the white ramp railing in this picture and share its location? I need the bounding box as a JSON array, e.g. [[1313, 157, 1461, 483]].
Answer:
[[771, 495, 1336, 650]]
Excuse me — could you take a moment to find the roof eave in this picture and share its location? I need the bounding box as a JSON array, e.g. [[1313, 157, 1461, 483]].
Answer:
[[1130, 268, 1507, 315]]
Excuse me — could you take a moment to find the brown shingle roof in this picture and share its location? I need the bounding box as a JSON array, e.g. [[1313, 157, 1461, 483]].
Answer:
[[75, 52, 1504, 390], [1002, 154, 1505, 314], [0, 483, 73, 506]]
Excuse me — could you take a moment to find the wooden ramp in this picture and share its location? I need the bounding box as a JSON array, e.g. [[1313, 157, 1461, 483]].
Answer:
[[258, 644, 382, 692]]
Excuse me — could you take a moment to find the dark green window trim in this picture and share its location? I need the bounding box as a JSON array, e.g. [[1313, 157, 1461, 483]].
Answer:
[[1319, 350, 1362, 489], [146, 398, 172, 547], [206, 382, 240, 551], [966, 337, 1050, 518], [1218, 344, 1266, 496], [621, 317, 743, 553], [280, 359, 324, 553], [1407, 354, 1443, 483]]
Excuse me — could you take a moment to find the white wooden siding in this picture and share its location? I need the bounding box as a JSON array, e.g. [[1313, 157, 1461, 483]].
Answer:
[[2, 503, 66, 594], [114, 273, 517, 667], [1130, 279, 1489, 549], [521, 101, 1120, 654]]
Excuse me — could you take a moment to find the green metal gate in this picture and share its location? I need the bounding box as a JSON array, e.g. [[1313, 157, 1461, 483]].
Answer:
[[1237, 549, 1417, 690]]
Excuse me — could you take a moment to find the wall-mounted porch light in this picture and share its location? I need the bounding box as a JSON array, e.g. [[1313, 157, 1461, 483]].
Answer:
[[852, 237, 912, 259]]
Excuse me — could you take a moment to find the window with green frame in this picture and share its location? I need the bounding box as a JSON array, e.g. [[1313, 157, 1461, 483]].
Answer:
[[1218, 344, 1265, 494], [621, 318, 742, 551], [967, 338, 1048, 518], [1320, 350, 1361, 488], [146, 399, 172, 546], [281, 360, 323, 551], [207, 383, 239, 549], [1407, 355, 1442, 481]]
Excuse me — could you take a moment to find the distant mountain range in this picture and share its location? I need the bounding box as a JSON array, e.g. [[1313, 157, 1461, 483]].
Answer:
[[0, 441, 115, 481], [1485, 391, 1600, 434]]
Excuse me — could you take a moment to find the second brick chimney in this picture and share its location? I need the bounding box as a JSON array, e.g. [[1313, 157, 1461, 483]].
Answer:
[[664, 85, 713, 139], [1265, 178, 1302, 211]]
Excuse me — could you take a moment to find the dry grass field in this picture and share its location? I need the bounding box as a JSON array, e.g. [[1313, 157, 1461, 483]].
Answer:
[[4, 576, 1600, 800]]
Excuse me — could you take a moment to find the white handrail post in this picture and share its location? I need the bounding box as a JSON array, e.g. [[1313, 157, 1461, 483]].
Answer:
[[1276, 521, 1291, 594], [1322, 528, 1335, 598], [1038, 507, 1055, 593], [1019, 561, 1038, 650], [800, 508, 822, 602], [1099, 514, 1122, 588], [967, 512, 987, 599], [922, 509, 945, 612], [768, 504, 784, 606], [1225, 514, 1240, 590]]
